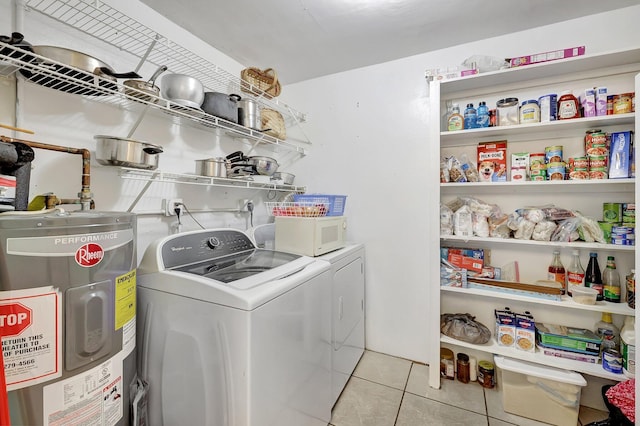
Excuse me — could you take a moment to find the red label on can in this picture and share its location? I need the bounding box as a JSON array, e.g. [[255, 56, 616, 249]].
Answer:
[[75, 243, 104, 267]]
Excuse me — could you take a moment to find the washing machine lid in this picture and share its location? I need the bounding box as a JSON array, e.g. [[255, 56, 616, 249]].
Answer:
[[173, 249, 300, 283]]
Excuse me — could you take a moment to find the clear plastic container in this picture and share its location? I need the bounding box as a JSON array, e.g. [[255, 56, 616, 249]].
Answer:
[[571, 286, 598, 305]]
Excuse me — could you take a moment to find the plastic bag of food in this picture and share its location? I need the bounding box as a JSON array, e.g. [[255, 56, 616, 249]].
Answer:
[[506, 211, 523, 231], [540, 206, 575, 221], [440, 204, 454, 236], [447, 156, 467, 183], [472, 212, 490, 237], [462, 55, 510, 72], [441, 313, 491, 344], [440, 159, 450, 183], [532, 220, 557, 241], [515, 207, 545, 223], [445, 197, 465, 213], [513, 218, 535, 240], [551, 217, 583, 242], [489, 213, 511, 238], [459, 153, 479, 182], [453, 205, 473, 237], [578, 215, 607, 243]]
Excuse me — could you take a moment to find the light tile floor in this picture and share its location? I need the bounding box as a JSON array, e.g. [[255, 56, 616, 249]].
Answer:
[[330, 350, 610, 426]]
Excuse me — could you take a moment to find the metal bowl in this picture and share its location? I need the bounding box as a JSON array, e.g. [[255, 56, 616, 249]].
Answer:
[[160, 73, 205, 108], [248, 156, 279, 176], [271, 172, 295, 185]]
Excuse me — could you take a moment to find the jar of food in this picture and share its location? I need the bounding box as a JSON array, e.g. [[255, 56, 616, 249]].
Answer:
[[477, 360, 495, 388], [440, 348, 455, 380], [496, 97, 519, 126], [538, 94, 558, 122], [519, 99, 540, 123], [456, 352, 470, 383], [558, 90, 580, 120]]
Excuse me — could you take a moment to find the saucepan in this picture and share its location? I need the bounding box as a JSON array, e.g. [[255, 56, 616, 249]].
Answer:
[[123, 65, 167, 103], [94, 135, 163, 170], [195, 157, 228, 177], [160, 73, 205, 109], [271, 172, 295, 185], [20, 46, 141, 96]]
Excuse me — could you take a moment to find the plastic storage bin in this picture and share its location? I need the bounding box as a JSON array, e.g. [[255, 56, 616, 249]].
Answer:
[[494, 356, 586, 426], [293, 194, 347, 216]]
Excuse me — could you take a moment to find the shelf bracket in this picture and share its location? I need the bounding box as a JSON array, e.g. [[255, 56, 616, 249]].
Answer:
[[134, 34, 160, 74], [126, 170, 159, 212]]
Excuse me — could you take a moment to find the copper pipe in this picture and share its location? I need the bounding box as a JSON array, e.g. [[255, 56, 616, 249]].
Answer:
[[0, 135, 93, 210]]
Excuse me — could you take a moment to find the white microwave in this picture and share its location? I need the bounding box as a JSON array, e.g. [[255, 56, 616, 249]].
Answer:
[[274, 216, 347, 256]]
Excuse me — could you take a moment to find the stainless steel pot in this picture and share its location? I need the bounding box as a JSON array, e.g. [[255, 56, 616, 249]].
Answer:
[[94, 135, 163, 170], [238, 99, 261, 129], [160, 73, 205, 108], [195, 157, 228, 177], [20, 46, 141, 96]]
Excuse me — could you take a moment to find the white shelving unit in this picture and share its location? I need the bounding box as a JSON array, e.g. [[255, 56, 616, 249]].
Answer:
[[427, 47, 640, 389]]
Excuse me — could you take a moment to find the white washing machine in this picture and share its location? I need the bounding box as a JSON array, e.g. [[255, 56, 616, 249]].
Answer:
[[136, 228, 332, 426], [318, 244, 366, 405]]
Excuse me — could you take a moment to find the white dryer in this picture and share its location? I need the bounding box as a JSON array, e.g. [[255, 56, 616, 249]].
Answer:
[[318, 244, 365, 405], [136, 228, 332, 426]]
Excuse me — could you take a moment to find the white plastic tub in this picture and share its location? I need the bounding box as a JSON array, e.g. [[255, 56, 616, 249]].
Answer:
[[494, 356, 587, 426]]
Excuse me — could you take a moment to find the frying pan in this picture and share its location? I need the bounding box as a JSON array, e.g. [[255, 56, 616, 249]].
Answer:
[[19, 46, 141, 96], [123, 65, 168, 103]]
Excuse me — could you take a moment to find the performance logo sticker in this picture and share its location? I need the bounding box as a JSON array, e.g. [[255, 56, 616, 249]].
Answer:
[[75, 243, 104, 267]]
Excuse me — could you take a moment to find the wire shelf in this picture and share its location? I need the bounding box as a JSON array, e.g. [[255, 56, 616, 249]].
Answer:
[[117, 167, 306, 192], [23, 0, 306, 122], [265, 201, 330, 217], [0, 42, 306, 154]]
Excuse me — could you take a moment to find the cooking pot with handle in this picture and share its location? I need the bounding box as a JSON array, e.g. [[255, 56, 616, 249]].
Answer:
[[201, 92, 241, 123], [195, 158, 228, 177], [94, 135, 163, 170]]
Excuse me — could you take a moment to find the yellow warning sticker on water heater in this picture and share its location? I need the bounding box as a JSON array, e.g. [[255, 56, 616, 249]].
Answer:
[[115, 269, 136, 330]]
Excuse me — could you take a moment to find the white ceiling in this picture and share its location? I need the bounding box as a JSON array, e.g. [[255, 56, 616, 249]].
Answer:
[[141, 0, 637, 84]]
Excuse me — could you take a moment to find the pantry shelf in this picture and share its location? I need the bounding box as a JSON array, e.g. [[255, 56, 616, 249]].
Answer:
[[440, 235, 635, 252], [441, 178, 635, 194], [440, 113, 635, 147], [441, 286, 635, 316], [440, 335, 626, 382]]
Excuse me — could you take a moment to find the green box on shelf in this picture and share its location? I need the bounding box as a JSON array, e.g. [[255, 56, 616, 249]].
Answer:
[[536, 323, 602, 356]]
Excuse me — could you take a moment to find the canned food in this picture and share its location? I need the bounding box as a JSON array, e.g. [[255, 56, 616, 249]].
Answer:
[[589, 168, 608, 180], [585, 131, 608, 156], [603, 203, 623, 223], [547, 162, 566, 180], [545, 146, 563, 163], [613, 93, 633, 114], [571, 156, 589, 169], [589, 155, 608, 169], [530, 153, 546, 172], [477, 360, 495, 389], [603, 349, 623, 374], [530, 174, 546, 181], [569, 169, 589, 180]]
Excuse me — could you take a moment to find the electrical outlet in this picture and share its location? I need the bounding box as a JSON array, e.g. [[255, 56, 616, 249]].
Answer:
[[164, 198, 183, 216], [239, 199, 253, 212]]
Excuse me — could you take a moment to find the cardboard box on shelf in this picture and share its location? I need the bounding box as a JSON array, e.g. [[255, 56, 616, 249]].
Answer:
[[509, 46, 586, 68], [477, 141, 508, 182]]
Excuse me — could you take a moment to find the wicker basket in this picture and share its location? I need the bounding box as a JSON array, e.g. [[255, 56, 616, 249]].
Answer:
[[240, 67, 281, 98], [261, 108, 287, 140]]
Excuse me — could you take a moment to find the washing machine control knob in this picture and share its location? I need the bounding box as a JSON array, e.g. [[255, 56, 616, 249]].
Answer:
[[206, 237, 221, 249]]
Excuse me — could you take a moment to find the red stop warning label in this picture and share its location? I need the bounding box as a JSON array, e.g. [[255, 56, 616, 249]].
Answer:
[[0, 303, 32, 337]]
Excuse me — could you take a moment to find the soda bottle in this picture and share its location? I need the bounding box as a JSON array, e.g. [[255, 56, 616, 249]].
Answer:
[[476, 101, 489, 128], [464, 103, 477, 130], [548, 250, 566, 293], [585, 252, 603, 301], [566, 249, 585, 296], [603, 256, 621, 303]]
